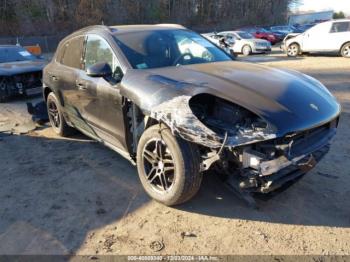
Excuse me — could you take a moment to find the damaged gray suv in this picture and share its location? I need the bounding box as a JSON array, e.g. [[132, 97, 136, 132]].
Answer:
[[43, 24, 340, 206]]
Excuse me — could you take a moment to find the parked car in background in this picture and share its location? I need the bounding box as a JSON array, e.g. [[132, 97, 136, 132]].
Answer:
[[293, 23, 317, 33], [238, 26, 280, 44], [201, 32, 236, 56], [219, 31, 271, 56], [43, 24, 340, 206], [263, 27, 287, 42], [270, 25, 297, 35], [283, 19, 350, 58], [0, 45, 46, 102]]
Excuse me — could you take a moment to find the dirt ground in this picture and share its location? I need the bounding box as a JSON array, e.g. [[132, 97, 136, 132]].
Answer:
[[0, 50, 349, 256]]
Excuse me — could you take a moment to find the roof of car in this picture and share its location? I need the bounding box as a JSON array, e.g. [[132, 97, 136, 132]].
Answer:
[[330, 19, 350, 22], [0, 45, 22, 48], [220, 31, 241, 34], [74, 24, 187, 35]]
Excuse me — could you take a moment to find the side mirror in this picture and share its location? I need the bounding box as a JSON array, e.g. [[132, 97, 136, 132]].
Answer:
[[86, 62, 112, 78]]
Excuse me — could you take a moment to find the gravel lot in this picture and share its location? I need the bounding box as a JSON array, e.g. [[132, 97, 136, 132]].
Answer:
[[0, 49, 349, 256]]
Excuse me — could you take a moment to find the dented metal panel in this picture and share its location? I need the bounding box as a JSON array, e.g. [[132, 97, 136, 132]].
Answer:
[[120, 61, 340, 147]]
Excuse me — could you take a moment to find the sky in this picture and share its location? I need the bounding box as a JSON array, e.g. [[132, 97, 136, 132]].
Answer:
[[292, 0, 350, 15]]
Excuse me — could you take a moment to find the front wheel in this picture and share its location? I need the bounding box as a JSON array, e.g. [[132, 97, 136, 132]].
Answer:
[[341, 43, 350, 58], [136, 124, 202, 206], [287, 43, 300, 57], [242, 45, 252, 56]]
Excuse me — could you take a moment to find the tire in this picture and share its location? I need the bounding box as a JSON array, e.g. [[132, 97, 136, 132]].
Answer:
[[0, 79, 9, 103], [136, 124, 202, 206], [287, 43, 300, 57], [340, 43, 350, 58], [242, 45, 252, 56], [46, 92, 73, 136]]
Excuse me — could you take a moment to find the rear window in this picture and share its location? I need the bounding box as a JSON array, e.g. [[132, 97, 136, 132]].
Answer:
[[60, 36, 84, 69], [330, 22, 350, 33]]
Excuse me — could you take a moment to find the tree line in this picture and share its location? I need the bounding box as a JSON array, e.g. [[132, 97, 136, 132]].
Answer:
[[0, 0, 294, 36]]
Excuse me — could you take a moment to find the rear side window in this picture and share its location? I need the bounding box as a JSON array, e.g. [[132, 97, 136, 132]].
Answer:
[[60, 36, 84, 69], [330, 22, 350, 33]]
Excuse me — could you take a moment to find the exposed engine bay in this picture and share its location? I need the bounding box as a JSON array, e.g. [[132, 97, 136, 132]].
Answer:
[[189, 94, 268, 137]]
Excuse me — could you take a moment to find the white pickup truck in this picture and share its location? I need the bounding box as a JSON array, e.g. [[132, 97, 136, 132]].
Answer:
[[283, 19, 350, 58]]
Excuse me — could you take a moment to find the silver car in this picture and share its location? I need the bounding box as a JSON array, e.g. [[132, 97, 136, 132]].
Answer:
[[220, 31, 271, 56]]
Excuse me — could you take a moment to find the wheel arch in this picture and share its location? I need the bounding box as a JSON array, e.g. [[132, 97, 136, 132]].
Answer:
[[43, 86, 53, 101], [340, 41, 350, 53], [241, 44, 252, 54], [43, 86, 65, 107]]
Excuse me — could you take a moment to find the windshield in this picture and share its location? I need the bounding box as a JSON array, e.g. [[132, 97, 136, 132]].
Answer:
[[0, 46, 37, 63], [114, 29, 232, 69], [237, 32, 254, 39]]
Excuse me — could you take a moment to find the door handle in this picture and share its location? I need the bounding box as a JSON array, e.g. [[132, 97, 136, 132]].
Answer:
[[76, 82, 87, 90], [51, 75, 59, 81]]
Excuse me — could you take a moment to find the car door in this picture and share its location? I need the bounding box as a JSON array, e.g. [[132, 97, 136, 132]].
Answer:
[[302, 22, 331, 51], [77, 34, 127, 150], [328, 21, 350, 51], [50, 36, 86, 127], [230, 33, 243, 52]]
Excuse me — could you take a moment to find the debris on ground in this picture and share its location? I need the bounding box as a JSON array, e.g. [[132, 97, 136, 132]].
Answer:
[[254, 230, 269, 242], [181, 232, 197, 239], [103, 234, 116, 252], [96, 208, 107, 215], [149, 240, 164, 252], [27, 101, 48, 124], [317, 172, 339, 179]]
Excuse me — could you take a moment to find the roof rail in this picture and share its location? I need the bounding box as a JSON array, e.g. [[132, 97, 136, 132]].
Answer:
[[155, 24, 186, 29], [79, 24, 112, 33]]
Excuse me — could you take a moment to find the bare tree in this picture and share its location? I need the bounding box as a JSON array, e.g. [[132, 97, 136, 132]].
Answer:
[[0, 0, 293, 36]]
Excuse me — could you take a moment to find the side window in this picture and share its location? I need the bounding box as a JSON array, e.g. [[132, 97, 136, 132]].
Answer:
[[60, 36, 84, 69], [330, 22, 350, 33], [229, 34, 238, 40], [84, 35, 119, 73]]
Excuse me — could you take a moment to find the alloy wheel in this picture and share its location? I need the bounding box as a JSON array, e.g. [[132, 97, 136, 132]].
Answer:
[[142, 138, 176, 193], [287, 44, 298, 56], [242, 46, 251, 56], [48, 100, 61, 128], [343, 45, 350, 58]]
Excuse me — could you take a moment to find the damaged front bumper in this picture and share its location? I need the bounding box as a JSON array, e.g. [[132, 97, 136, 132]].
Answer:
[[148, 94, 339, 195], [0, 72, 42, 101], [240, 145, 329, 193], [227, 118, 338, 193]]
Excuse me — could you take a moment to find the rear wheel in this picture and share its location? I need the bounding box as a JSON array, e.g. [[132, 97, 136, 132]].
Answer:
[[341, 43, 350, 58], [287, 43, 300, 57], [136, 124, 202, 206], [242, 45, 252, 56], [47, 92, 73, 136]]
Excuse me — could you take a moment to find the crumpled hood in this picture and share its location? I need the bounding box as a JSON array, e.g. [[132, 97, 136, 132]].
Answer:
[[0, 60, 46, 76], [121, 61, 340, 137]]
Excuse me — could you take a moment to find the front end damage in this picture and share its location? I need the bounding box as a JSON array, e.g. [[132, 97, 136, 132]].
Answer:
[[0, 71, 42, 102], [148, 93, 339, 197]]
